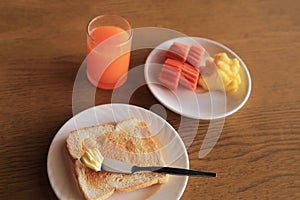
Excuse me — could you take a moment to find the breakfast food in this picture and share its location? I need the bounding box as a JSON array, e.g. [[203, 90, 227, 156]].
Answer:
[[199, 57, 217, 76], [159, 42, 205, 91], [158, 42, 241, 93], [180, 62, 199, 90], [198, 53, 241, 92], [186, 45, 205, 69], [66, 118, 168, 200], [165, 42, 189, 62], [159, 58, 182, 90], [80, 148, 104, 172]]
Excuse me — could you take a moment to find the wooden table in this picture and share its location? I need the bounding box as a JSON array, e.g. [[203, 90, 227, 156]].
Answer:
[[1, 0, 300, 199]]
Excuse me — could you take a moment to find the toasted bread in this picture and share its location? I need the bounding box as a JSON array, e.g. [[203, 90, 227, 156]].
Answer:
[[66, 118, 168, 200]]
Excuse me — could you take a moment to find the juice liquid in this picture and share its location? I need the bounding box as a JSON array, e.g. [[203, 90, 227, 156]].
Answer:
[[87, 26, 131, 89]]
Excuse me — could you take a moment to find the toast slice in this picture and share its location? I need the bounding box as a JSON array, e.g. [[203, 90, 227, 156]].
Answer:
[[66, 118, 168, 200]]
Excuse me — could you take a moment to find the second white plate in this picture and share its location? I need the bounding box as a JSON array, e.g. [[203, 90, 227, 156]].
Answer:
[[144, 37, 251, 119], [47, 103, 189, 200]]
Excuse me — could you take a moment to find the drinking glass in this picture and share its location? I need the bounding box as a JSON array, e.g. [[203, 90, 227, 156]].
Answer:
[[86, 15, 132, 89]]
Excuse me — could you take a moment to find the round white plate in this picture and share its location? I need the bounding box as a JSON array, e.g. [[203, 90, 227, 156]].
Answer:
[[47, 104, 189, 200], [144, 37, 251, 119]]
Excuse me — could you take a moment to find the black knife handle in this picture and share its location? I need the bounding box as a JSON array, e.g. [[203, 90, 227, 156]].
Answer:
[[132, 166, 216, 177]]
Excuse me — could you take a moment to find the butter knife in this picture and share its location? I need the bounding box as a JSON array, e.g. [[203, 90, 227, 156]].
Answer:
[[102, 157, 216, 177]]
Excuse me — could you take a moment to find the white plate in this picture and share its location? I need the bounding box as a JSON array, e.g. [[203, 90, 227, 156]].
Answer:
[[144, 37, 252, 119], [47, 104, 189, 200]]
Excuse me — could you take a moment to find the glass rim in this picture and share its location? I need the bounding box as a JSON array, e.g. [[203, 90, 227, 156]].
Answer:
[[86, 14, 132, 47]]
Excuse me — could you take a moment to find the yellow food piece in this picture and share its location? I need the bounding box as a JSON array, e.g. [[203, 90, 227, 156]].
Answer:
[[80, 148, 104, 172], [198, 77, 207, 90], [214, 52, 231, 64], [199, 53, 241, 93], [217, 68, 232, 86], [230, 58, 240, 75]]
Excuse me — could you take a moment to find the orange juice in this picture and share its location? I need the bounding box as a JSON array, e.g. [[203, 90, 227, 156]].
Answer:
[[87, 26, 131, 89]]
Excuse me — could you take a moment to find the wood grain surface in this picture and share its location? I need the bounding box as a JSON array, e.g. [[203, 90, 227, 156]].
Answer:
[[1, 0, 300, 199]]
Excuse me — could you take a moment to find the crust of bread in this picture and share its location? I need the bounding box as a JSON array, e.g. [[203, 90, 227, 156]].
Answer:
[[66, 118, 168, 200]]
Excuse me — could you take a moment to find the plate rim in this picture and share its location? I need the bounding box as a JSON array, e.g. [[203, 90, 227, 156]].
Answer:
[[47, 103, 189, 200], [144, 36, 252, 120]]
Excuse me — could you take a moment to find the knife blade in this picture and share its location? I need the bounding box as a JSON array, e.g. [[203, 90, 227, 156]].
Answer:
[[102, 157, 216, 177]]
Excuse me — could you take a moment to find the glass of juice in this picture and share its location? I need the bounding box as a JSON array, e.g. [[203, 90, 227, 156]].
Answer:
[[86, 15, 132, 89]]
